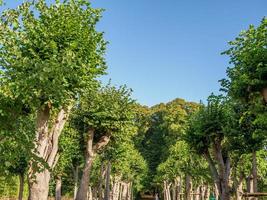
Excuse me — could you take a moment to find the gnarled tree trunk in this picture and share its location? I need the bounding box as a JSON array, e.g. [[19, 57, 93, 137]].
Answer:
[[203, 139, 231, 200], [75, 129, 111, 200], [28, 104, 72, 200]]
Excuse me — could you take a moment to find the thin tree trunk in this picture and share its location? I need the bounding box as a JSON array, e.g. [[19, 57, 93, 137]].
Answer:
[[194, 186, 200, 200], [261, 87, 267, 103], [175, 177, 182, 200], [127, 182, 132, 200], [185, 175, 192, 200], [28, 105, 72, 200], [164, 181, 167, 200], [98, 163, 105, 200], [104, 161, 111, 200], [214, 184, 219, 200], [200, 185, 205, 200], [76, 129, 95, 200], [204, 186, 209, 200], [121, 182, 128, 200], [112, 177, 121, 200], [236, 180, 243, 200], [56, 176, 62, 200], [18, 173, 24, 200], [172, 181, 176, 200], [252, 151, 258, 193], [74, 166, 79, 200], [87, 186, 93, 200]]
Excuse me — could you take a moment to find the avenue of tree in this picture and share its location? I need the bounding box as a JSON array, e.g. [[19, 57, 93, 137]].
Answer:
[[0, 1, 266, 200]]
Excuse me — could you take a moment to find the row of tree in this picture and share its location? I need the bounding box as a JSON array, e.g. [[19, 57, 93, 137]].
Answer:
[[0, 0, 266, 200], [143, 18, 267, 200], [0, 0, 148, 200]]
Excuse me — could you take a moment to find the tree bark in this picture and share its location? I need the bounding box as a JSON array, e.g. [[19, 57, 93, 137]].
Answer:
[[203, 140, 231, 200], [172, 181, 176, 200], [76, 129, 111, 200], [18, 173, 24, 200], [121, 182, 128, 200], [73, 165, 79, 200], [175, 177, 182, 200], [28, 104, 72, 200], [76, 129, 95, 200], [261, 87, 267, 103], [236, 180, 243, 200], [98, 163, 105, 200], [56, 176, 62, 200], [104, 161, 111, 200], [185, 175, 192, 200], [252, 151, 258, 193], [194, 186, 200, 200]]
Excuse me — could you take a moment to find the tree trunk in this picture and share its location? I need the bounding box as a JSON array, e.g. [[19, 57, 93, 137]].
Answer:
[[76, 129, 95, 200], [87, 186, 93, 200], [18, 173, 24, 200], [175, 177, 182, 200], [98, 163, 105, 200], [28, 169, 51, 200], [76, 129, 111, 200], [246, 175, 254, 200], [28, 105, 72, 200], [261, 87, 267, 103], [112, 177, 121, 200], [172, 181, 176, 200], [236, 181, 243, 200], [56, 176, 62, 200], [164, 181, 167, 200], [214, 184, 219, 200], [204, 186, 209, 200], [252, 151, 258, 193], [194, 186, 200, 200], [73, 166, 79, 200], [104, 161, 111, 200], [185, 175, 192, 200], [121, 182, 128, 200], [126, 182, 132, 200], [203, 140, 231, 200]]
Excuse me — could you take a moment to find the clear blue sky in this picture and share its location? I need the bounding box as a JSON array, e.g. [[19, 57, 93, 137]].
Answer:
[[90, 0, 266, 106], [3, 1, 267, 106]]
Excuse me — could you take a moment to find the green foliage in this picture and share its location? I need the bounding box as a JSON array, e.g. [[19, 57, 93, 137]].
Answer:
[[134, 98, 199, 190], [221, 17, 267, 102], [74, 84, 135, 142], [156, 141, 209, 183], [185, 95, 229, 154], [54, 124, 83, 176], [0, 0, 106, 108]]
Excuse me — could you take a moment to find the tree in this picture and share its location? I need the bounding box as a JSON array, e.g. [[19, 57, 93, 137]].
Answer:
[[221, 18, 267, 193], [73, 85, 135, 200], [0, 0, 106, 199], [186, 95, 232, 200], [221, 17, 267, 104], [134, 99, 199, 192], [156, 141, 210, 200], [0, 93, 35, 200]]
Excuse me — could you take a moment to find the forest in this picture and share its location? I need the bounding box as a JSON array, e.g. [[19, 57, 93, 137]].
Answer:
[[0, 1, 266, 200]]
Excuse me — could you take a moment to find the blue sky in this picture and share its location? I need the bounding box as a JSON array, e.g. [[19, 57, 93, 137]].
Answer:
[[3, 1, 267, 106], [90, 0, 266, 106]]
